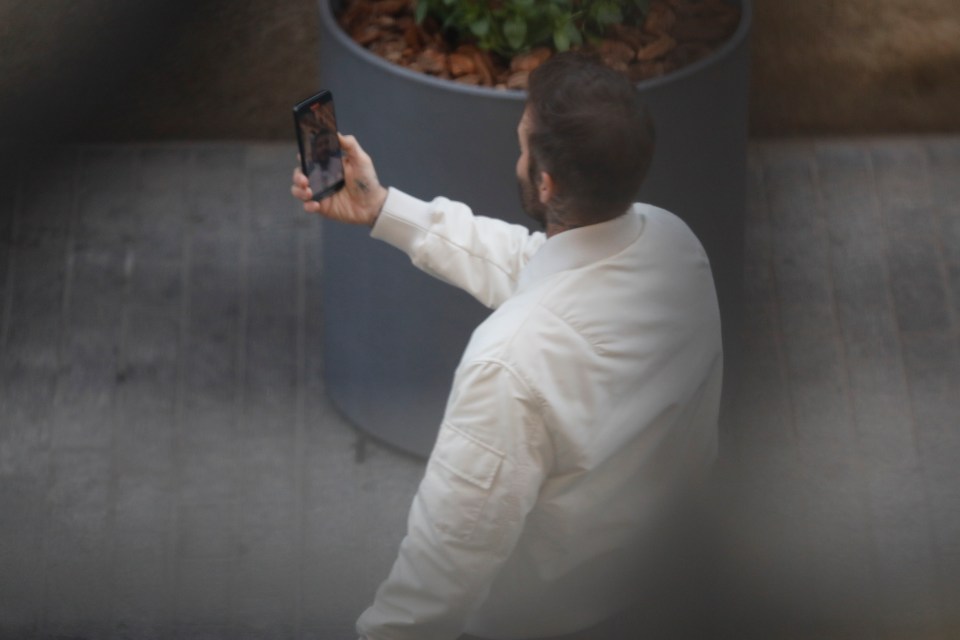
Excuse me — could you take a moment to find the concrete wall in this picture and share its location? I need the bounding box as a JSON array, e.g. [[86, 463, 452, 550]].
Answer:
[[2, 0, 959, 141]]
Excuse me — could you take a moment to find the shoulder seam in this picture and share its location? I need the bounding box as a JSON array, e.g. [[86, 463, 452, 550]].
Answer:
[[536, 302, 606, 355]]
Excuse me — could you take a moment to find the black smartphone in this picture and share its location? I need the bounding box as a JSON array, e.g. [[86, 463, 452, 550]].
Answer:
[[294, 90, 345, 201]]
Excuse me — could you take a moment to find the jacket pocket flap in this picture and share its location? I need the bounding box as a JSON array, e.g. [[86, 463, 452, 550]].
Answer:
[[433, 424, 504, 491]]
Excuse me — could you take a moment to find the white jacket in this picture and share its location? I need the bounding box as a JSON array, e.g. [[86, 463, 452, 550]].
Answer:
[[357, 188, 723, 640]]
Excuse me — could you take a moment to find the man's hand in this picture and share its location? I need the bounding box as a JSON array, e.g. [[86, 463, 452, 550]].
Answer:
[[291, 133, 388, 227]]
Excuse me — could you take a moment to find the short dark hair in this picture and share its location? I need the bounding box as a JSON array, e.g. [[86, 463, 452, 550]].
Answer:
[[526, 53, 656, 222]]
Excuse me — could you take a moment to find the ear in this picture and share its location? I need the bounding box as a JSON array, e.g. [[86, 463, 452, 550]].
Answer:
[[538, 171, 555, 205]]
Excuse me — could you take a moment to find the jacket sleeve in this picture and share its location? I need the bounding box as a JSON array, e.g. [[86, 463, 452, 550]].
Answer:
[[356, 359, 553, 640], [370, 188, 546, 309]]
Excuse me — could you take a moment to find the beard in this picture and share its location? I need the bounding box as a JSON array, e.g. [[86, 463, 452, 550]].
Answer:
[[518, 158, 548, 229], [313, 145, 331, 170]]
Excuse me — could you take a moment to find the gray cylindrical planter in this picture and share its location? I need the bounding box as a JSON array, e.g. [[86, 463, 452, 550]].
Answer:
[[318, 0, 751, 458]]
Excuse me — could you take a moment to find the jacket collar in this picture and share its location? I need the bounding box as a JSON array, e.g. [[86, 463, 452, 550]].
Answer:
[[518, 206, 646, 292]]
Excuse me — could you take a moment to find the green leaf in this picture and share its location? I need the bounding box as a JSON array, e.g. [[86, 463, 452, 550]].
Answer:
[[529, 21, 553, 45], [596, 3, 622, 25], [412, 0, 613, 55], [470, 17, 490, 37], [503, 16, 527, 51], [633, 0, 651, 12], [414, 0, 428, 24], [553, 26, 570, 51]]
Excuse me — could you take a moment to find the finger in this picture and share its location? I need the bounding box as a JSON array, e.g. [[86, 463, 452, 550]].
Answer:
[[291, 184, 312, 202], [343, 136, 373, 164], [338, 133, 367, 161], [337, 132, 355, 151], [293, 167, 310, 187]]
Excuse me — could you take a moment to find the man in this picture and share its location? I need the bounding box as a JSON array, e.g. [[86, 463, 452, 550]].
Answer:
[[309, 125, 344, 190], [291, 53, 723, 640]]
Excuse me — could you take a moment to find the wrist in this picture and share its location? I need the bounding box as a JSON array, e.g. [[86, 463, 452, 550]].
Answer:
[[369, 185, 389, 228]]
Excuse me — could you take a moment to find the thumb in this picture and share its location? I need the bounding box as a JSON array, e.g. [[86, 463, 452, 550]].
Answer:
[[338, 133, 369, 162], [338, 132, 356, 153]]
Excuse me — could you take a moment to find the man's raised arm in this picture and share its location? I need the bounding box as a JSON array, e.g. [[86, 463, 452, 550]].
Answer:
[[291, 134, 544, 309]]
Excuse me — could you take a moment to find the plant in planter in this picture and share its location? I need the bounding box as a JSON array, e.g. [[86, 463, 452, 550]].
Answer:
[[410, 0, 648, 61], [316, 0, 751, 457], [338, 0, 740, 89]]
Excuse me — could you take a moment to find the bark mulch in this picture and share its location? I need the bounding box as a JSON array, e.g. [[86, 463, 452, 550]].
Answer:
[[337, 0, 740, 90]]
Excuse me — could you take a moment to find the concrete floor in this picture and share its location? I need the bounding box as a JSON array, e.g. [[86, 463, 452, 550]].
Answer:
[[0, 138, 958, 639]]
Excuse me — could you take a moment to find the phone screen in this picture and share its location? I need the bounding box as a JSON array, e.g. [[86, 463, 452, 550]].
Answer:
[[294, 91, 345, 200]]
